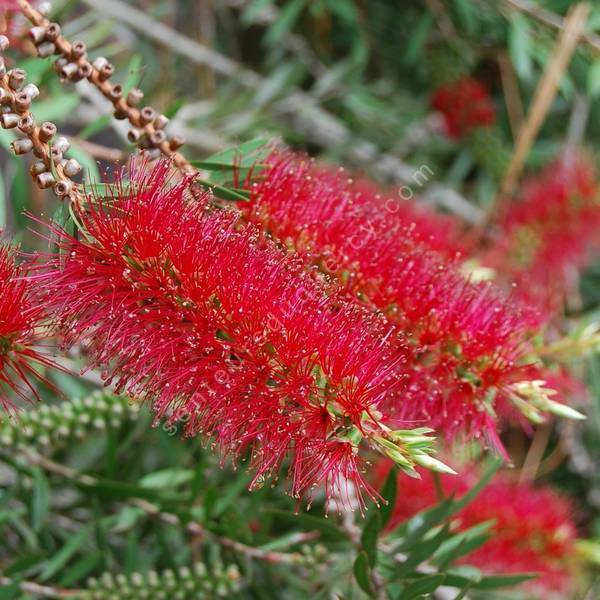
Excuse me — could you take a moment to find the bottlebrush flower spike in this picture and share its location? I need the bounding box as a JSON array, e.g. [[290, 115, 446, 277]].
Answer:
[[32, 159, 451, 511], [379, 464, 579, 598], [0, 244, 55, 409], [431, 77, 496, 139], [239, 151, 561, 452], [485, 152, 600, 320]]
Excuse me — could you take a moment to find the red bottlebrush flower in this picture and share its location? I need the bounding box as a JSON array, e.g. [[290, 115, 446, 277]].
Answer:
[[240, 151, 546, 451], [32, 160, 435, 510], [0, 244, 55, 409], [380, 465, 578, 598], [485, 152, 600, 320], [432, 77, 496, 139]]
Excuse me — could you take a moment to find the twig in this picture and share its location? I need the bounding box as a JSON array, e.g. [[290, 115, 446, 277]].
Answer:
[[66, 137, 124, 162], [505, 0, 600, 54], [497, 50, 524, 142], [518, 424, 551, 482], [0, 577, 81, 598], [499, 2, 590, 197], [425, 0, 457, 40]]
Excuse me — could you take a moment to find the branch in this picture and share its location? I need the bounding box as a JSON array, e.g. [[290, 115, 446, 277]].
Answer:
[[0, 35, 84, 204], [21, 449, 313, 566], [506, 0, 600, 54], [499, 2, 590, 197], [0, 577, 81, 598], [17, 0, 193, 173]]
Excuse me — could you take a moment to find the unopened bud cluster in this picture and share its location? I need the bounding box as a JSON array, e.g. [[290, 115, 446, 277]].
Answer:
[[0, 34, 82, 199], [0, 391, 140, 449], [78, 562, 241, 599]]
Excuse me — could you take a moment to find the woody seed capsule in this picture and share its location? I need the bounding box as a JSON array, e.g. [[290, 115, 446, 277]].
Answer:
[[126, 88, 144, 107], [54, 136, 70, 153], [109, 85, 123, 102], [45, 23, 61, 42], [97, 63, 115, 81], [1, 113, 20, 129], [36, 172, 55, 189], [18, 115, 35, 134], [37, 42, 57, 58], [39, 122, 57, 143], [79, 63, 93, 79], [140, 107, 156, 125], [28, 26, 47, 44], [127, 129, 143, 143], [60, 63, 79, 80], [154, 115, 169, 130], [63, 159, 82, 178], [149, 130, 167, 146], [169, 135, 185, 151], [14, 92, 32, 112], [12, 139, 34, 155], [8, 70, 26, 91], [22, 84, 40, 100], [54, 180, 73, 197], [92, 57, 109, 70], [71, 41, 87, 60], [31, 161, 47, 176]]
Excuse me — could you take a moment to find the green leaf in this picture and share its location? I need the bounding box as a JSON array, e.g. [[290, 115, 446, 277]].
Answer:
[[202, 137, 269, 166], [432, 520, 494, 568], [78, 114, 111, 140], [401, 574, 446, 599], [139, 468, 195, 489], [395, 496, 455, 550], [587, 60, 600, 98], [361, 512, 381, 568], [353, 551, 374, 597], [451, 457, 503, 513], [509, 14, 533, 80], [33, 95, 80, 123], [192, 160, 268, 172], [57, 552, 103, 587], [31, 468, 51, 532], [197, 179, 251, 202], [472, 573, 537, 590], [395, 525, 450, 578], [39, 526, 91, 581], [122, 54, 143, 93], [380, 467, 398, 529], [264, 0, 306, 46]]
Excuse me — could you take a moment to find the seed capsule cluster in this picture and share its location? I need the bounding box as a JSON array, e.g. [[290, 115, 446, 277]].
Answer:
[[0, 33, 83, 202], [79, 563, 241, 600], [18, 0, 193, 173]]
